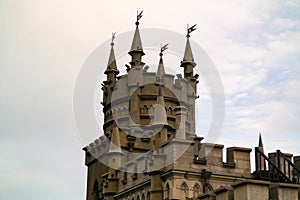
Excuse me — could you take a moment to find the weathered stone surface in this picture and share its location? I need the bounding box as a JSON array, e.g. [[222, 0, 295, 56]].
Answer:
[[83, 15, 300, 200], [232, 180, 270, 200], [269, 183, 300, 200]]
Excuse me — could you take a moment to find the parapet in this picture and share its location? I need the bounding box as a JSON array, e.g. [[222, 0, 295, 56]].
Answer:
[[225, 147, 252, 170], [192, 140, 252, 177], [83, 135, 110, 166]]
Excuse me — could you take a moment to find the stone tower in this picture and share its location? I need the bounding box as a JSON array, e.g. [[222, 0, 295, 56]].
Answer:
[[83, 13, 300, 200]]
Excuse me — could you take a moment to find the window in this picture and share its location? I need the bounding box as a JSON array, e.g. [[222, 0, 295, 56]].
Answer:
[[181, 182, 189, 199], [146, 192, 150, 200], [165, 183, 170, 199], [193, 183, 201, 198]]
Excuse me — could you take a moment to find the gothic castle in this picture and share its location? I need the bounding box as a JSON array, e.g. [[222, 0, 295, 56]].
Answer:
[[83, 13, 300, 200]]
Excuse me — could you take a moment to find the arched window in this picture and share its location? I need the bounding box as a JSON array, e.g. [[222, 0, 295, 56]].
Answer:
[[144, 105, 148, 114], [193, 183, 201, 198], [146, 191, 150, 200], [181, 182, 189, 199], [165, 183, 170, 199], [141, 194, 145, 200]]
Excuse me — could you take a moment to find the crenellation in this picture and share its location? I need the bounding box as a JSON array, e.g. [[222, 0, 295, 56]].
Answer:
[[268, 151, 295, 179], [83, 15, 300, 200]]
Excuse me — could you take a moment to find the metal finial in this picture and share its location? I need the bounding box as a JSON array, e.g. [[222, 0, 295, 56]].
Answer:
[[160, 43, 169, 56], [111, 32, 116, 46], [136, 10, 143, 25], [187, 24, 197, 37]]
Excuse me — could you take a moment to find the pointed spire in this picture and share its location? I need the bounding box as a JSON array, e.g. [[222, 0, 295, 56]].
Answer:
[[156, 44, 168, 83], [181, 24, 197, 67], [258, 133, 264, 149], [105, 32, 119, 75], [257, 132, 266, 170], [183, 37, 194, 62], [108, 120, 123, 154], [157, 54, 165, 80], [128, 11, 145, 56], [129, 26, 144, 55], [153, 85, 167, 125]]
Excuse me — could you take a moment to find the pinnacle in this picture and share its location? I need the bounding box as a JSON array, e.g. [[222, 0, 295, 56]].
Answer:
[[108, 119, 122, 154], [183, 37, 194, 62], [258, 133, 264, 148], [129, 25, 145, 56], [105, 38, 119, 75], [156, 54, 165, 83]]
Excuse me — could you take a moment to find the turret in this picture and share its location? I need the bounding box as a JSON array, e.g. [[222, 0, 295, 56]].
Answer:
[[128, 11, 145, 68], [127, 11, 145, 127], [152, 84, 168, 150], [103, 120, 123, 200], [156, 44, 168, 85], [105, 32, 119, 84], [180, 25, 199, 135], [102, 33, 119, 107], [180, 24, 198, 94], [150, 85, 166, 199]]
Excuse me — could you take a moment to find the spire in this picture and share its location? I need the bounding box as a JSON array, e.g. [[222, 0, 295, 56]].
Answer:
[[128, 11, 145, 56], [157, 54, 165, 80], [153, 85, 167, 125], [257, 132, 266, 170], [105, 32, 119, 75], [108, 120, 123, 154], [183, 37, 194, 62], [156, 44, 168, 83], [258, 133, 264, 149], [180, 24, 197, 67]]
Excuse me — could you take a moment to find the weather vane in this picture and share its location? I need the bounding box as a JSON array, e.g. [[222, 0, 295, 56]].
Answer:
[[160, 43, 169, 56], [187, 24, 197, 37], [136, 10, 143, 25], [111, 32, 116, 46]]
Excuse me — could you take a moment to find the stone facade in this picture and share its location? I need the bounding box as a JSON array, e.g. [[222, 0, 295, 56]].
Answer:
[[83, 15, 300, 200]]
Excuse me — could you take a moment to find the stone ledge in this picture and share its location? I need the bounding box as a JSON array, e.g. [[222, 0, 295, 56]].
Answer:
[[270, 182, 300, 189], [223, 162, 236, 168], [232, 179, 270, 188], [227, 147, 252, 153]]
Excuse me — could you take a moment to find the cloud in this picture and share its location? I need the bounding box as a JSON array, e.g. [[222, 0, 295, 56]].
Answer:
[[1, 0, 300, 199]]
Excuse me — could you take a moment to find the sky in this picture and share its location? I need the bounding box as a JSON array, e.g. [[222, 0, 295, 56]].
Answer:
[[1, 0, 300, 199]]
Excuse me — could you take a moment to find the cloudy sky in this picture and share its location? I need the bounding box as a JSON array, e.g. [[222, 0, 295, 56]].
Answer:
[[1, 0, 300, 199]]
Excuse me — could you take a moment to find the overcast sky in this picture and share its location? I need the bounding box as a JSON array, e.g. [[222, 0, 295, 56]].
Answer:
[[1, 0, 300, 200]]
